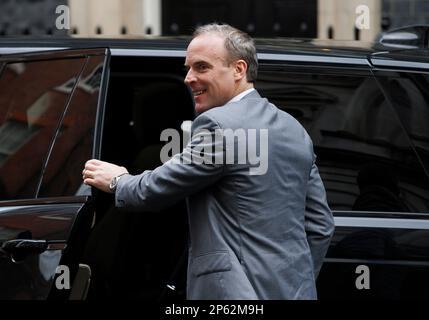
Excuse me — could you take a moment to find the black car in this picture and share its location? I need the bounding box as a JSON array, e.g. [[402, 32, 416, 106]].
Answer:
[[0, 27, 429, 300]]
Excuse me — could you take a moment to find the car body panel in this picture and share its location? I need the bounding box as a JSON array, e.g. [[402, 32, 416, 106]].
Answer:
[[0, 197, 91, 299]]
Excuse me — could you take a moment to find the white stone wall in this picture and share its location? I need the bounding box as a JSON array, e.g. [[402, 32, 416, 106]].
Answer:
[[68, 0, 160, 36], [6, 0, 418, 40]]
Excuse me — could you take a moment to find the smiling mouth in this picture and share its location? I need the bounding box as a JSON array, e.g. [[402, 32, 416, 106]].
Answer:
[[193, 90, 206, 97]]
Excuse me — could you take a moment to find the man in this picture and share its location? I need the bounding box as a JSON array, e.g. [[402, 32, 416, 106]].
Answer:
[[83, 23, 334, 299]]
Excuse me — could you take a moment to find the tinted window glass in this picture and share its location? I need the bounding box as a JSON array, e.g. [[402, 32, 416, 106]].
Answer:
[[376, 72, 429, 173], [38, 56, 104, 197], [256, 68, 429, 213], [0, 58, 85, 200]]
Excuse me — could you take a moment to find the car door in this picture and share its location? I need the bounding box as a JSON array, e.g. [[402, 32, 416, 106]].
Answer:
[[363, 51, 429, 299], [256, 55, 429, 299], [0, 48, 110, 299]]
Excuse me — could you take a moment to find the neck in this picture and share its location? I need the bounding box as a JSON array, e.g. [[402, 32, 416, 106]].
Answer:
[[233, 81, 254, 97]]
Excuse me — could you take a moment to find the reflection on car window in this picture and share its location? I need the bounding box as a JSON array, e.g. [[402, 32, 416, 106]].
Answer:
[[257, 69, 429, 213], [38, 56, 104, 198], [377, 73, 429, 176], [0, 58, 85, 200]]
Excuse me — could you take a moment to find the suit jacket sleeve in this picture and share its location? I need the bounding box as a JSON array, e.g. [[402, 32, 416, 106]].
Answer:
[[305, 158, 335, 279], [115, 113, 225, 211]]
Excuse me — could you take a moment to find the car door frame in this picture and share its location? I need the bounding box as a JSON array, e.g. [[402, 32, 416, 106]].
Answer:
[[0, 48, 110, 300]]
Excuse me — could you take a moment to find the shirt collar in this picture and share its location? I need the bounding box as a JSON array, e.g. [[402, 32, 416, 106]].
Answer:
[[227, 88, 256, 104]]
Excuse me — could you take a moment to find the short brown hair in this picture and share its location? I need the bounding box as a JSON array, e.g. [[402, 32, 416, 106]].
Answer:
[[193, 23, 258, 83]]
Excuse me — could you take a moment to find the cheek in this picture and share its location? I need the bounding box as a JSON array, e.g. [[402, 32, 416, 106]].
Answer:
[[217, 79, 233, 94]]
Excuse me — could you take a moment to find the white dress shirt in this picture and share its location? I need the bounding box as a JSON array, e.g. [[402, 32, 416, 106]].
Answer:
[[227, 88, 255, 104]]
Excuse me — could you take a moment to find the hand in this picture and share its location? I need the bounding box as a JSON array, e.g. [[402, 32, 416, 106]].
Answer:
[[82, 159, 129, 193]]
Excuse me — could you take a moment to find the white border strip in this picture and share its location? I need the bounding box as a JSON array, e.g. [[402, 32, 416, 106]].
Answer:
[[324, 257, 429, 266], [257, 53, 367, 65], [111, 48, 185, 57], [0, 203, 80, 214], [0, 47, 66, 54], [110, 50, 368, 65], [334, 216, 429, 229], [0, 47, 368, 65], [372, 59, 429, 70]]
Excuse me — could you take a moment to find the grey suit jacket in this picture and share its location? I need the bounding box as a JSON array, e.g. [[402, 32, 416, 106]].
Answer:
[[116, 90, 334, 299]]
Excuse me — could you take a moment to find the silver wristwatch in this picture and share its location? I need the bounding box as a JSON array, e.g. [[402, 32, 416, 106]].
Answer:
[[109, 173, 127, 192]]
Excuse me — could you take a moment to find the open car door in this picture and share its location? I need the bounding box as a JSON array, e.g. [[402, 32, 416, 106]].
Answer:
[[0, 48, 110, 299]]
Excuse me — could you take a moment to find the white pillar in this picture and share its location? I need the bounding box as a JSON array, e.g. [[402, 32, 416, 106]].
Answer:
[[142, 0, 161, 36], [318, 0, 335, 39], [318, 0, 381, 41], [88, 0, 122, 36], [121, 0, 144, 35], [69, 0, 90, 35]]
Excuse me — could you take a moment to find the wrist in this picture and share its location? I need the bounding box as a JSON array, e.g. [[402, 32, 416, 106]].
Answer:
[[109, 172, 128, 193]]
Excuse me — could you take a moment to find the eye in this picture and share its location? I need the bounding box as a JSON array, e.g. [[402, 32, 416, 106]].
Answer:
[[197, 64, 209, 72]]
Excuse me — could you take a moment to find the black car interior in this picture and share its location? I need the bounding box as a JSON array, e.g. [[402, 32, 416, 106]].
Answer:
[[82, 56, 194, 300]]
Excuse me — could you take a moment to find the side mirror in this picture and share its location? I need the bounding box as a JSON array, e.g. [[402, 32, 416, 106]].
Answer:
[[376, 25, 429, 49]]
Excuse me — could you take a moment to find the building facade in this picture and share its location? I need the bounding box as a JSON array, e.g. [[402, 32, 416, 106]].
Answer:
[[0, 0, 427, 39]]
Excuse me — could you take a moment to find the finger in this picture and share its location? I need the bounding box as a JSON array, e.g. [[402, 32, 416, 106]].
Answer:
[[82, 168, 95, 180], [83, 177, 98, 187], [85, 160, 98, 169], [84, 163, 98, 171], [87, 159, 104, 167], [84, 177, 110, 193], [86, 169, 95, 179], [84, 179, 93, 189]]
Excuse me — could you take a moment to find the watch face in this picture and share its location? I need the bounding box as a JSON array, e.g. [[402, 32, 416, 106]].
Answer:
[[109, 173, 127, 192], [109, 177, 117, 190]]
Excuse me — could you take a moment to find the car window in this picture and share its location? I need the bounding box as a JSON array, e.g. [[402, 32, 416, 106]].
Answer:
[[375, 72, 429, 175], [38, 56, 104, 198], [0, 58, 86, 200], [256, 68, 429, 214]]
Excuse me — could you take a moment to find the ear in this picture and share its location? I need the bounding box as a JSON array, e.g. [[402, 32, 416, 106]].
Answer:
[[233, 59, 248, 81]]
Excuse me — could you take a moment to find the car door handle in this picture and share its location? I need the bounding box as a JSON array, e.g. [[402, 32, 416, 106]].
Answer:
[[1, 239, 67, 255]]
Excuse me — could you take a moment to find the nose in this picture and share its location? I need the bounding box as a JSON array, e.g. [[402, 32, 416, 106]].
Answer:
[[184, 68, 196, 85]]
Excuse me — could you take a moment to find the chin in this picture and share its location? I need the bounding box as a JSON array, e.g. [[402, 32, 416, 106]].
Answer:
[[195, 104, 213, 114]]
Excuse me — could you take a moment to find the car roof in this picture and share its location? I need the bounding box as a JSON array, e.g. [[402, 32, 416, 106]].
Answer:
[[0, 35, 428, 61]]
